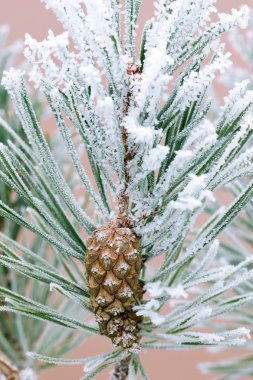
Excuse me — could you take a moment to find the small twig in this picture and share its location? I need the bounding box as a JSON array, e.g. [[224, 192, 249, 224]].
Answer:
[[118, 61, 141, 227], [111, 356, 131, 380], [0, 353, 20, 380]]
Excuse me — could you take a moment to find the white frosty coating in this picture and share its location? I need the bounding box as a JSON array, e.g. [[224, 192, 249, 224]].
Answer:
[[211, 33, 253, 347], [133, 116, 218, 219], [97, 96, 114, 117], [174, 47, 232, 112], [137, 39, 173, 114], [4, 0, 250, 216], [79, 64, 102, 90], [83, 357, 105, 373], [104, 278, 118, 286], [119, 262, 130, 270], [145, 282, 188, 299], [24, 31, 70, 88], [20, 368, 37, 380], [124, 114, 157, 145], [142, 145, 169, 172], [135, 308, 166, 326], [225, 328, 251, 342], [101, 251, 111, 260], [138, 103, 231, 244], [134, 298, 166, 325], [42, 0, 126, 97], [167, 328, 251, 346], [184, 119, 218, 152], [131, 1, 249, 125], [179, 332, 226, 344], [145, 0, 217, 70], [170, 174, 215, 211], [219, 8, 253, 91], [212, 146, 253, 188], [170, 305, 213, 329], [183, 240, 220, 285], [1, 68, 25, 94], [97, 295, 107, 304], [91, 268, 101, 274], [119, 287, 133, 297], [1, 0, 253, 360], [217, 81, 253, 132], [208, 114, 253, 185], [49, 283, 64, 292], [23, 15, 124, 187], [218, 6, 249, 30]]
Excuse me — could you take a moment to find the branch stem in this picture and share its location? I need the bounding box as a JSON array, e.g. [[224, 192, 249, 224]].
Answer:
[[0, 353, 20, 380], [111, 356, 131, 380], [118, 61, 141, 227]]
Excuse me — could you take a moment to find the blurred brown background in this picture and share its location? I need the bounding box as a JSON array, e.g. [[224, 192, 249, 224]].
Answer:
[[0, 1, 252, 379]]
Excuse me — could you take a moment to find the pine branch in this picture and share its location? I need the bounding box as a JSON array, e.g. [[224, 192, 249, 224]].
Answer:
[[0, 1, 253, 379], [0, 26, 85, 379]]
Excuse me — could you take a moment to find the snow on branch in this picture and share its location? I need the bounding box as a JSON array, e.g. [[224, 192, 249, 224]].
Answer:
[[1, 0, 253, 375]]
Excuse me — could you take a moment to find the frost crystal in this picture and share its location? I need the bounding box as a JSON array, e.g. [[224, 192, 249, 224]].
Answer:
[[20, 369, 37, 380], [175, 47, 232, 111], [124, 114, 156, 145], [142, 146, 169, 172], [2, 68, 24, 95], [135, 308, 166, 326], [145, 282, 188, 299], [218, 6, 249, 30], [104, 278, 118, 286], [170, 174, 215, 211], [1, 0, 253, 377]]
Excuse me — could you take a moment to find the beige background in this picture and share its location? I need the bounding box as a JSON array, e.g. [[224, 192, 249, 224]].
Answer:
[[0, 1, 252, 379]]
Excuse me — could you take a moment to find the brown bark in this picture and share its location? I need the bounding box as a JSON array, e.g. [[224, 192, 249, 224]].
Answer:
[[111, 356, 131, 380], [0, 354, 20, 380], [117, 61, 142, 227]]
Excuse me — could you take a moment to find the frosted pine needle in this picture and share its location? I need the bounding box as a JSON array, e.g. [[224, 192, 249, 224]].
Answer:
[[0, 26, 83, 380], [0, 1, 253, 379]]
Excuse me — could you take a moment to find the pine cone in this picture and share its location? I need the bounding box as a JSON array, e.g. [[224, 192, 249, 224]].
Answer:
[[86, 224, 143, 350]]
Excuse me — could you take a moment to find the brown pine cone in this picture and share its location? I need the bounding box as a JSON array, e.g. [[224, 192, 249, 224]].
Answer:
[[85, 224, 143, 351]]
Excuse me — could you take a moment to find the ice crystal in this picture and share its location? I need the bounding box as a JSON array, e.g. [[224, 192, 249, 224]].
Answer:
[[1, 1, 253, 379], [145, 282, 188, 300], [20, 369, 37, 380]]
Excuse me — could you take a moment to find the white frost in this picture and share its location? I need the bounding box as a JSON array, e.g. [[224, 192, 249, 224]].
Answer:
[[145, 281, 188, 299], [20, 368, 37, 380], [142, 145, 169, 172]]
